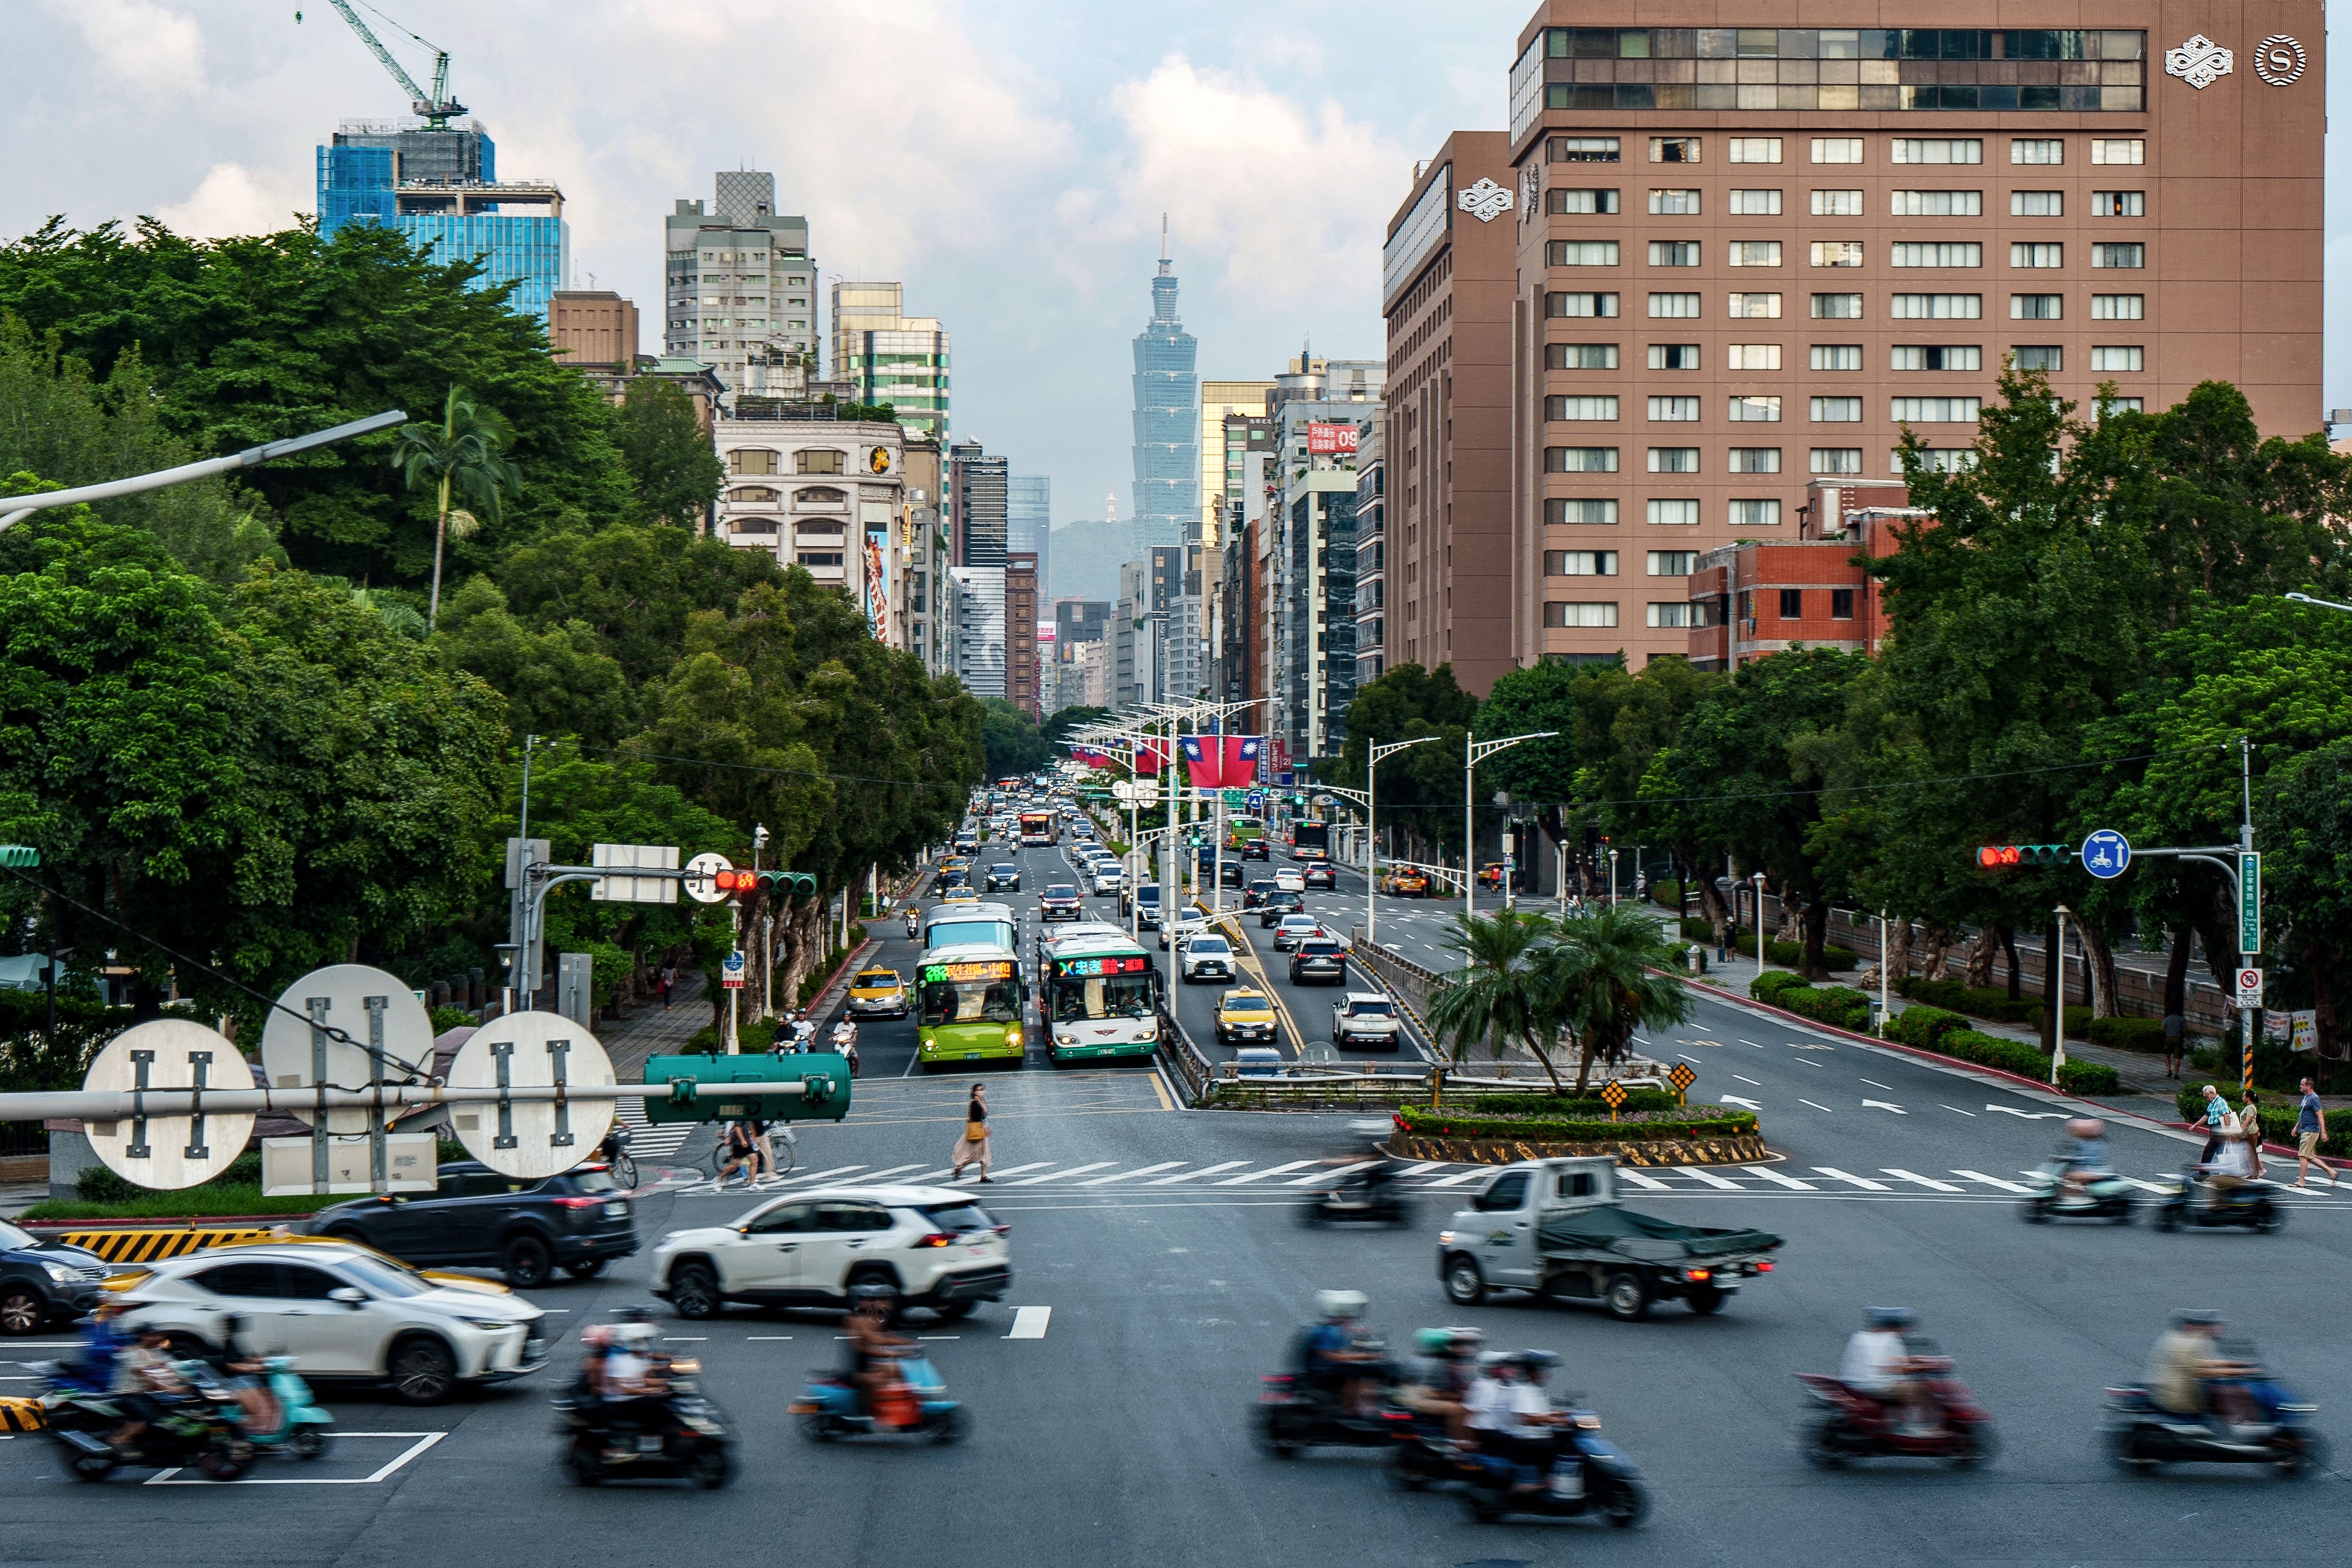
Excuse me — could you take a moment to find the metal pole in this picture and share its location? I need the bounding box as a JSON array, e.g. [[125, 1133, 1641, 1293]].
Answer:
[[1879, 908, 1890, 1037], [1463, 730, 1475, 923], [1367, 747, 1379, 949], [2051, 906, 2068, 1086], [1752, 872, 1767, 979], [515, 733, 537, 1013], [0, 409, 408, 531]]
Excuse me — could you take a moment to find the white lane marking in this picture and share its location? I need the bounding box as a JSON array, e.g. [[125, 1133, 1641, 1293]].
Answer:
[[1216, 1159, 1320, 1185], [1012, 1162, 1115, 1185], [1737, 1039, 1762, 1047], [1881, 1169, 1964, 1192], [765, 1165, 868, 1187], [830, 1163, 928, 1185], [1861, 1100, 1908, 1114], [977, 1162, 1056, 1181], [1149, 1160, 1249, 1184], [662, 1337, 708, 1342], [1733, 1074, 1761, 1086], [2118, 1177, 2173, 1193], [1423, 1168, 1495, 1188], [1988, 1104, 2066, 1120], [1005, 1306, 1052, 1340], [1860, 1079, 1895, 1091], [1799, 1099, 1835, 1113], [746, 1336, 795, 1341], [1741, 1166, 1818, 1190], [1941, 1105, 1979, 1117], [147, 1432, 448, 1486], [1812, 1167, 1891, 1190], [1289, 1161, 1377, 1186], [1720, 1095, 1763, 1110], [1079, 1162, 1187, 1186], [1952, 1169, 2031, 1193], [1677, 1053, 1703, 1065], [1615, 1167, 1672, 1190], [1674, 1165, 1745, 1190], [1793, 1057, 1822, 1067]]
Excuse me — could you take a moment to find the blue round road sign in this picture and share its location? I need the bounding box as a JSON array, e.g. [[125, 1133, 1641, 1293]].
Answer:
[[2080, 828, 2131, 880]]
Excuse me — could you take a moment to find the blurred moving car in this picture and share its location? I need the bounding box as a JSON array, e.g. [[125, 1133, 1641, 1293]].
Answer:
[[651, 1187, 1011, 1323]]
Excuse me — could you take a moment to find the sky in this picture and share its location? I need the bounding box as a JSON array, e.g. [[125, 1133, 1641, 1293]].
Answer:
[[5, 2, 2349, 543]]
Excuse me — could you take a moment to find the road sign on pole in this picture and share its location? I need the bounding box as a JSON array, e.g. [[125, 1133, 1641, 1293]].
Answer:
[[590, 842, 682, 904], [682, 853, 734, 904], [2080, 828, 2131, 880], [2235, 966, 2264, 1008], [445, 1012, 617, 1179], [81, 1021, 257, 1190], [2238, 851, 2262, 955], [722, 951, 747, 990]]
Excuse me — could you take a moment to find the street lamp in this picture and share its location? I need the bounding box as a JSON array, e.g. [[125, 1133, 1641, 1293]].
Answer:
[[2285, 592, 2352, 613], [1366, 735, 1436, 949], [1464, 730, 1558, 922], [1750, 871, 1767, 979], [0, 409, 408, 531]]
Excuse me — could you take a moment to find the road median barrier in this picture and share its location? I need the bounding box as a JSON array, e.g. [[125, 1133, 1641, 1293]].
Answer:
[[1387, 1094, 1767, 1167], [19, 1217, 290, 1264]]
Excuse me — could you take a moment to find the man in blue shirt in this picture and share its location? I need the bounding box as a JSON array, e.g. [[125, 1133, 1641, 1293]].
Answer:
[[1298, 1289, 1379, 1417], [2292, 1077, 2333, 1190]]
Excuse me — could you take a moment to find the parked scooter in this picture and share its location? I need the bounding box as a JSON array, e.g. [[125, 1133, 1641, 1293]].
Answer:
[[792, 1351, 969, 1444], [1796, 1352, 1998, 1467], [2020, 1160, 2137, 1225], [2151, 1166, 2283, 1233]]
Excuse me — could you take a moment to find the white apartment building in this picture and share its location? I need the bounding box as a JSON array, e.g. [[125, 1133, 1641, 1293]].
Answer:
[[712, 415, 905, 631], [664, 170, 816, 397]]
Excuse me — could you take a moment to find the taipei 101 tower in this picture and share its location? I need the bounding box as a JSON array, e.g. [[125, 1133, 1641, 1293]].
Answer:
[[1128, 216, 1198, 557]]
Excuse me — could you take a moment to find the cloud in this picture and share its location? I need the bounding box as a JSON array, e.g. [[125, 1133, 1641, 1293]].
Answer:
[[39, 0, 205, 99], [1067, 56, 1414, 305], [153, 162, 309, 239]]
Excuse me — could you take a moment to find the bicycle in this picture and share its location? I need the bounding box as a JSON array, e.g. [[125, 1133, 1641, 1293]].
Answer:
[[699, 1124, 798, 1189], [595, 1126, 640, 1193]]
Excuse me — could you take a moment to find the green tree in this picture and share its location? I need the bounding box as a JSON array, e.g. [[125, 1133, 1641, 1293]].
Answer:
[[980, 699, 1052, 779], [435, 576, 634, 746], [1425, 907, 1569, 1091], [1328, 663, 1478, 860], [614, 378, 723, 528], [2253, 738, 2352, 1069], [394, 384, 522, 629], [1540, 903, 1693, 1094]]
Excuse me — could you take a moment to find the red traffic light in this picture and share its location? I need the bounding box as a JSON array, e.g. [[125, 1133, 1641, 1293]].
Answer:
[[714, 868, 744, 890], [1977, 845, 2021, 868]]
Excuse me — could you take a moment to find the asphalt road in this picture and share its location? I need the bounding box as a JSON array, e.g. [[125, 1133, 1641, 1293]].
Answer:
[[8, 833, 2351, 1565]]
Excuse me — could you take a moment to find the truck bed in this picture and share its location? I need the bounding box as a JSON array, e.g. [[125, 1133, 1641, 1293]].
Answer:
[[1537, 1205, 1784, 1264]]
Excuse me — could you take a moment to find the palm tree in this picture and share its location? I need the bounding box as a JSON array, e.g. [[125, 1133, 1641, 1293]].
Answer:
[[1539, 903, 1694, 1094], [393, 385, 522, 630], [1424, 907, 1570, 1092]]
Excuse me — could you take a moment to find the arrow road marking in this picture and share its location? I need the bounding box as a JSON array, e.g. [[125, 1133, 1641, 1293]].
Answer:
[[1881, 1168, 1963, 1192], [1861, 1100, 1909, 1114], [1674, 1165, 1745, 1190], [1953, 1169, 2032, 1193], [1987, 1104, 2067, 1120], [1720, 1095, 1763, 1110], [1741, 1166, 1818, 1190], [1812, 1167, 1891, 1190]]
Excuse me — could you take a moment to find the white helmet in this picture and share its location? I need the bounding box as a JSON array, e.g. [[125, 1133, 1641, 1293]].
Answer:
[[616, 1321, 658, 1352], [1314, 1288, 1368, 1321]]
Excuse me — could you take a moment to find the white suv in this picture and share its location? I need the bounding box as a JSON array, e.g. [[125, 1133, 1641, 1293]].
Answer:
[[1332, 992, 1403, 1050], [1178, 933, 1237, 982], [651, 1186, 1011, 1323]]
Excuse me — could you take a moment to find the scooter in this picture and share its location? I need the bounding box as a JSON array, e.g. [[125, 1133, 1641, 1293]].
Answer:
[[1299, 1164, 1410, 1227], [2152, 1166, 2283, 1233], [905, 909, 920, 939], [2104, 1373, 2324, 1476], [2020, 1162, 2137, 1225], [237, 1358, 335, 1459], [33, 1360, 253, 1482], [1796, 1356, 1998, 1468], [553, 1359, 735, 1487], [1255, 1359, 1410, 1457], [831, 1021, 861, 1077], [1457, 1407, 1650, 1526], [792, 1352, 969, 1444]]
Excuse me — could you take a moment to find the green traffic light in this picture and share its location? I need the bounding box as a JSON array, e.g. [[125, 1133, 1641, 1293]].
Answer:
[[0, 845, 36, 868]]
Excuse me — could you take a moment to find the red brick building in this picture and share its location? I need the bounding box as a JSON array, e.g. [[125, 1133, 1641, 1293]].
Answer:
[[1685, 478, 1925, 666]]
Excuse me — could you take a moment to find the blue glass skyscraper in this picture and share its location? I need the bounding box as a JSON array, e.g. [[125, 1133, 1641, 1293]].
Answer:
[[1130, 229, 1198, 556]]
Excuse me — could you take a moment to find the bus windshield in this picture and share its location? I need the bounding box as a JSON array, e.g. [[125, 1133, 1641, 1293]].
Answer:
[[925, 916, 1016, 951], [919, 966, 1022, 1025], [1049, 972, 1157, 1021]]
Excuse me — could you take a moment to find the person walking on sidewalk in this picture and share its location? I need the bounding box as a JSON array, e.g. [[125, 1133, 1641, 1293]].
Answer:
[[658, 962, 677, 1009], [950, 1083, 993, 1183], [2293, 1079, 2334, 1189], [2160, 1012, 2185, 1080]]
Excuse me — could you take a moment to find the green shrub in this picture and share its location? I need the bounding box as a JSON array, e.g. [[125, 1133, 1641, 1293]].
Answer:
[[1938, 1028, 2051, 1078], [1680, 916, 1718, 943], [1397, 1103, 1757, 1144], [1444, 1089, 1684, 1119], [1777, 984, 1872, 1032], [1889, 1005, 1968, 1050], [51, 1148, 343, 1220], [2057, 1060, 2121, 1095], [1895, 976, 2045, 1026], [428, 1005, 476, 1034], [2083, 1015, 2168, 1052], [1750, 971, 1808, 1003]]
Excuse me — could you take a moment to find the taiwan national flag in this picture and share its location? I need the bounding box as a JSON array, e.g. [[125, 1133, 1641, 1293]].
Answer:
[[1132, 738, 1171, 777], [1180, 735, 1262, 789], [1068, 746, 1113, 770]]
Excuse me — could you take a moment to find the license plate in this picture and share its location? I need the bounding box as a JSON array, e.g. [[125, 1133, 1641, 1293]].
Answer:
[[605, 1202, 627, 1217], [638, 1436, 663, 1453]]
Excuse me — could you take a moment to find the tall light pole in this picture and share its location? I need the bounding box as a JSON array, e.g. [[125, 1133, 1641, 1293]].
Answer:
[[0, 409, 408, 531], [1464, 730, 1558, 922], [1750, 871, 1768, 979], [1367, 735, 1436, 948]]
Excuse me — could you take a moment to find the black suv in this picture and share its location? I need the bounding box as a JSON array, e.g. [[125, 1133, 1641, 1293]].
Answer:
[[303, 1161, 638, 1288], [0, 1218, 109, 1335], [1288, 938, 1348, 986], [986, 863, 1021, 892]]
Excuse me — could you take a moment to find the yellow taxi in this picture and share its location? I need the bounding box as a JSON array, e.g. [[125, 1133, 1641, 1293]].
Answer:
[[846, 967, 909, 1019], [939, 884, 981, 905], [1382, 867, 1431, 898], [1214, 989, 1279, 1047]]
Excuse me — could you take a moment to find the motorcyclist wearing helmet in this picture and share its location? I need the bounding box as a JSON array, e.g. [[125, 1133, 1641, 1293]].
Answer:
[[1297, 1289, 1380, 1418], [1407, 1326, 1484, 1443], [1840, 1306, 1937, 1438], [905, 905, 920, 939], [596, 1311, 676, 1447], [2143, 1309, 2261, 1432], [846, 1284, 913, 1418]]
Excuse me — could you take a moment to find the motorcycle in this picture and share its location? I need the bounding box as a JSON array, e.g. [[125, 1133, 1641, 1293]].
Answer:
[[2020, 1162, 2137, 1225], [792, 1352, 969, 1444], [1299, 1164, 1410, 1227], [1796, 1356, 1998, 1468], [1255, 1358, 1410, 1457], [2105, 1370, 2324, 1476], [905, 909, 920, 939], [235, 1357, 335, 1460], [831, 1021, 861, 1077], [2152, 1168, 2283, 1233], [32, 1359, 254, 1482], [1457, 1406, 1650, 1526], [553, 1359, 735, 1487]]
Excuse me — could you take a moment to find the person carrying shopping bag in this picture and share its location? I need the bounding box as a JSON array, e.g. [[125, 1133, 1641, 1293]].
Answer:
[[950, 1083, 993, 1182]]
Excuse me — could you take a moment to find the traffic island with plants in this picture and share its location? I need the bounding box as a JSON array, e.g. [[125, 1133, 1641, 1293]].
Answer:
[[1387, 1090, 1767, 1167], [1876, 1000, 2122, 1095]]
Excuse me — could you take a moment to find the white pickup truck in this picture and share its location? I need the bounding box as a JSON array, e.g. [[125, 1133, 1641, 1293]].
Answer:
[[1436, 1155, 1783, 1321]]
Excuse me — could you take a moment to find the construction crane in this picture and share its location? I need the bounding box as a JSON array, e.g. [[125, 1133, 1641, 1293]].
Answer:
[[303, 1, 467, 128]]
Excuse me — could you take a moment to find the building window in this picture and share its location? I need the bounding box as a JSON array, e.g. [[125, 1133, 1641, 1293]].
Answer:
[[1648, 396, 1701, 421], [1727, 292, 1783, 319], [1647, 602, 1693, 628], [1649, 189, 1701, 214], [2090, 345, 2145, 372], [1545, 446, 1620, 472], [1548, 187, 1622, 213], [1891, 293, 1983, 319], [1778, 588, 1804, 617], [1728, 395, 1782, 423], [1648, 447, 1700, 473], [2090, 138, 2145, 165], [1810, 447, 1863, 474], [2010, 138, 2065, 165], [1650, 137, 1701, 164], [2091, 190, 2145, 217], [1891, 345, 1982, 371], [1734, 500, 1785, 528], [1893, 138, 1982, 164], [1649, 551, 1698, 575], [727, 485, 782, 505], [1730, 241, 1784, 267], [2091, 243, 2145, 269], [1896, 447, 1979, 474], [1811, 397, 1863, 422], [2012, 346, 2062, 370], [1548, 136, 1622, 163], [796, 449, 845, 475], [1548, 396, 1620, 421], [1648, 292, 1701, 318], [794, 485, 848, 507], [2010, 190, 2063, 217], [1549, 240, 1621, 266], [1891, 396, 1982, 422], [1812, 189, 1864, 216], [1811, 344, 1863, 370], [2011, 294, 2063, 320], [1546, 498, 1622, 524], [1647, 498, 1700, 526], [796, 552, 846, 568], [1729, 189, 1782, 215], [2092, 294, 2145, 320], [2100, 396, 2146, 414], [1727, 137, 1783, 164], [729, 448, 781, 476], [1892, 242, 1983, 267], [1831, 587, 1857, 619], [1546, 291, 1622, 317], [1891, 190, 1985, 216], [1648, 343, 1700, 370], [1547, 342, 1620, 369], [1810, 241, 1864, 268], [1811, 293, 1863, 319], [1728, 447, 1781, 473], [1545, 601, 1620, 628], [1725, 343, 1781, 370], [1812, 136, 1864, 164], [1545, 550, 1619, 575], [2011, 242, 2065, 268], [1649, 241, 1701, 267]]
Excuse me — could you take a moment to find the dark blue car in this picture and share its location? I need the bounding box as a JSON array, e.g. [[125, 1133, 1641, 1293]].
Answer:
[[1, 1217, 112, 1335]]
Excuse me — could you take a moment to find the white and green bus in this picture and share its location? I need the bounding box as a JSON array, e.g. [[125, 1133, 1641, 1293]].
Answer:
[[923, 899, 1018, 954], [915, 943, 1027, 1070], [1040, 923, 1163, 1067]]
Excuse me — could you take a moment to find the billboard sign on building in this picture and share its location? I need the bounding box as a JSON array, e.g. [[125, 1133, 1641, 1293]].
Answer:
[[1306, 423, 1359, 456]]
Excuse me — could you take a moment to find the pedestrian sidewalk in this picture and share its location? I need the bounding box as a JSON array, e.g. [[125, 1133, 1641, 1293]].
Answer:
[[600, 969, 715, 1081]]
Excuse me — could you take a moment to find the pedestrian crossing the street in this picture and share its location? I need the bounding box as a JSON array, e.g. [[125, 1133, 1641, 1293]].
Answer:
[[613, 1096, 695, 1161]]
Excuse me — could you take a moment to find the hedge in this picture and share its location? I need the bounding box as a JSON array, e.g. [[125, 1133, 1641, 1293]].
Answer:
[[1890, 1005, 1969, 1051], [1442, 1089, 1684, 1118], [1895, 976, 2045, 1026], [2083, 1015, 2169, 1052], [2170, 1086, 2350, 1159], [1397, 1103, 1757, 1144]]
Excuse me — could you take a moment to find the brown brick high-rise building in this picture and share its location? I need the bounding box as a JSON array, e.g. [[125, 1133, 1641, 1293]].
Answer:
[[1006, 551, 1040, 717], [1508, 2, 2323, 669]]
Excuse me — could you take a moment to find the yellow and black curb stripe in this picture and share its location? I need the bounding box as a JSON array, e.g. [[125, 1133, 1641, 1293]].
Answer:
[[1, 1397, 46, 1432], [31, 1223, 282, 1264]]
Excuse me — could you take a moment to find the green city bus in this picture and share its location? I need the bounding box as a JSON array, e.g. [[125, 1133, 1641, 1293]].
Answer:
[[915, 944, 1027, 1070], [1225, 815, 1266, 851], [1041, 925, 1163, 1067]]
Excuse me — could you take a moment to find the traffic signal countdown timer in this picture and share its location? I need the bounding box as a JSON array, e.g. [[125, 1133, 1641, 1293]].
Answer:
[[1975, 844, 2075, 869], [713, 868, 817, 899]]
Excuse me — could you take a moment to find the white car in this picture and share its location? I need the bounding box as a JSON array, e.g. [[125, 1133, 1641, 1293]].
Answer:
[[1089, 863, 1124, 895], [651, 1186, 1012, 1323], [1178, 933, 1237, 982], [112, 1243, 548, 1405], [1273, 868, 1306, 893], [1332, 992, 1403, 1049]]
